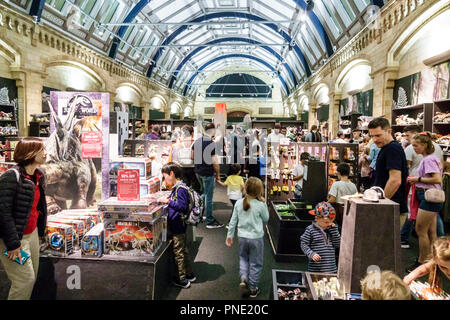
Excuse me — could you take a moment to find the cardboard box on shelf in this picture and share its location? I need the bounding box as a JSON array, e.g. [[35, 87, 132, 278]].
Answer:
[[104, 215, 165, 257], [46, 216, 85, 248], [81, 223, 104, 257], [45, 222, 74, 256], [109, 157, 152, 179]]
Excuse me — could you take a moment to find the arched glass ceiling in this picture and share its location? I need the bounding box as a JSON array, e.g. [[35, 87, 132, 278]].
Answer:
[[14, 0, 374, 98]]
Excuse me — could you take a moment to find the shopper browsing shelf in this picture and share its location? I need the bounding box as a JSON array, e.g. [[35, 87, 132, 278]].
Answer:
[[403, 236, 450, 293], [0, 138, 48, 300], [292, 152, 310, 200], [406, 132, 444, 271], [359, 146, 371, 191], [361, 270, 411, 300], [305, 125, 322, 142], [226, 177, 269, 299], [369, 117, 409, 225], [300, 202, 341, 273], [328, 163, 358, 204], [159, 162, 196, 289], [216, 164, 245, 228]]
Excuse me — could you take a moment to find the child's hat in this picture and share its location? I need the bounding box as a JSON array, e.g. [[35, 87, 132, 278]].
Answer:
[[308, 201, 336, 219]]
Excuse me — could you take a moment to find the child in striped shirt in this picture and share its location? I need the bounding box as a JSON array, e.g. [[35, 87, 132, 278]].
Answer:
[[300, 202, 341, 273]]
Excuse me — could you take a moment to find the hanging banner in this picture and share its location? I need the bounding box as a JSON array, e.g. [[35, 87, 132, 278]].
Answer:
[[117, 169, 140, 201]]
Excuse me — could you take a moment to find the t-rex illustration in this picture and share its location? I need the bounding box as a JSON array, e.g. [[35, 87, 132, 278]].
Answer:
[[42, 96, 98, 215]]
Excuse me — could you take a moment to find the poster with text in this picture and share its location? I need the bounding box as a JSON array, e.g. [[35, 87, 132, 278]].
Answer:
[[117, 169, 140, 201], [47, 92, 109, 214]]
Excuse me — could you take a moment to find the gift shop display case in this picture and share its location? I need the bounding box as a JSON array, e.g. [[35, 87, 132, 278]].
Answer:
[[432, 99, 450, 161], [28, 113, 50, 137], [391, 103, 433, 136], [272, 270, 312, 300], [328, 142, 360, 190], [0, 102, 18, 141], [339, 111, 361, 133], [129, 118, 146, 139], [305, 272, 346, 300]]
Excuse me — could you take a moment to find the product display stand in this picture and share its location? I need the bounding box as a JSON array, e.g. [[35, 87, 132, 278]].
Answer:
[[339, 112, 361, 133], [338, 198, 402, 294], [328, 142, 360, 190], [25, 241, 173, 300]]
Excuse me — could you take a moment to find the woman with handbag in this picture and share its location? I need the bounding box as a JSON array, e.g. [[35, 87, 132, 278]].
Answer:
[[407, 132, 444, 271]]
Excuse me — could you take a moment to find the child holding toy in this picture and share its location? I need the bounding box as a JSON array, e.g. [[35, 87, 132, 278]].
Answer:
[[300, 202, 341, 273], [225, 177, 269, 298]]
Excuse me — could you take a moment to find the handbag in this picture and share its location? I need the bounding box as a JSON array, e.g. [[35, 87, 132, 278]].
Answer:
[[424, 188, 445, 203]]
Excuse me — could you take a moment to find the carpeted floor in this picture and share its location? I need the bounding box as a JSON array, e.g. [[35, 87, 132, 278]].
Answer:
[[163, 184, 427, 300]]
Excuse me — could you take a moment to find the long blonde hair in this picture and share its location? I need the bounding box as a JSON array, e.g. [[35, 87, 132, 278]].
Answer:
[[243, 177, 264, 211], [428, 236, 450, 292]]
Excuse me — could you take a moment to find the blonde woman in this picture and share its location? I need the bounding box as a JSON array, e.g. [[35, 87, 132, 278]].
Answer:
[[404, 236, 450, 293], [406, 132, 444, 271], [225, 177, 269, 298], [361, 270, 411, 300]]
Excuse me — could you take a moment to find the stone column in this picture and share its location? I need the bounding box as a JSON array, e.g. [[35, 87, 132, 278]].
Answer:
[[141, 101, 151, 128], [105, 90, 117, 112], [371, 66, 399, 121], [307, 101, 317, 130], [329, 91, 342, 139]]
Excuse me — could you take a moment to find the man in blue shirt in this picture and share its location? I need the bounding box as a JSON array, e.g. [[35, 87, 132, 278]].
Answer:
[[368, 117, 408, 223], [191, 122, 224, 229]]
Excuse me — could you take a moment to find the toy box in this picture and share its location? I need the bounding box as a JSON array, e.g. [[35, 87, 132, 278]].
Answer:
[[46, 216, 85, 249], [98, 197, 157, 213], [104, 215, 164, 257], [58, 209, 103, 224], [53, 214, 95, 232], [109, 157, 152, 179], [45, 222, 74, 256], [81, 223, 104, 257], [109, 177, 160, 198], [102, 204, 165, 222]]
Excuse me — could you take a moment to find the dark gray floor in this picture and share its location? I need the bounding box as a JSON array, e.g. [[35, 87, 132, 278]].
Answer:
[[163, 184, 425, 300]]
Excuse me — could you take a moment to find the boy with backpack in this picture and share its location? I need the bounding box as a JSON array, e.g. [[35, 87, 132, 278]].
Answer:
[[159, 162, 196, 288]]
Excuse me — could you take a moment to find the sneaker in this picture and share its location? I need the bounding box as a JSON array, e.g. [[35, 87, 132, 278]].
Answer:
[[406, 259, 421, 273], [249, 287, 261, 298], [173, 279, 191, 289], [240, 279, 249, 297], [186, 273, 196, 282], [206, 220, 224, 229], [401, 242, 410, 249]]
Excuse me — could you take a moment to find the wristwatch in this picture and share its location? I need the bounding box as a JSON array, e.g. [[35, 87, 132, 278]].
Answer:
[[418, 177, 421, 183]]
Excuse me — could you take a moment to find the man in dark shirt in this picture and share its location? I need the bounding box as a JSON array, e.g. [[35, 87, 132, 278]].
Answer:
[[191, 122, 224, 229], [368, 117, 408, 222]]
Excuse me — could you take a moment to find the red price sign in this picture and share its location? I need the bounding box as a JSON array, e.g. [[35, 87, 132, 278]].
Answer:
[[81, 131, 102, 158], [117, 169, 140, 201]]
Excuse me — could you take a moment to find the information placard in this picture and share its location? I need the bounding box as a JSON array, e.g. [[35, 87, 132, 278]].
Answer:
[[81, 131, 102, 158], [117, 169, 140, 201]]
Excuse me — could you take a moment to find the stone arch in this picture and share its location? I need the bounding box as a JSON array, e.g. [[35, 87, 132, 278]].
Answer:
[[43, 59, 106, 91], [184, 106, 193, 118], [387, 0, 450, 66], [312, 83, 330, 105], [170, 101, 182, 114], [226, 106, 253, 117], [334, 58, 372, 96], [299, 95, 309, 111], [115, 82, 144, 105], [150, 94, 167, 111]]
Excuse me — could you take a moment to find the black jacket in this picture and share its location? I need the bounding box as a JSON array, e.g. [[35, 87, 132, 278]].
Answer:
[[0, 165, 47, 251]]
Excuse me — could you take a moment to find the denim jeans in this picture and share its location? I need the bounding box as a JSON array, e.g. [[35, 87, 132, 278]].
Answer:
[[400, 218, 414, 243], [437, 214, 445, 237], [196, 174, 215, 225], [238, 237, 264, 290]]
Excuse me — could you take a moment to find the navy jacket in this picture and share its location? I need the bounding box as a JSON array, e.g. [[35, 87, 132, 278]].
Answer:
[[167, 184, 189, 235], [300, 222, 340, 273]]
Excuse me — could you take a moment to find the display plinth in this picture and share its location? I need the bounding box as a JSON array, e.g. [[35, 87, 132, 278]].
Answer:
[[338, 198, 402, 294], [0, 241, 173, 300], [266, 201, 310, 262]]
